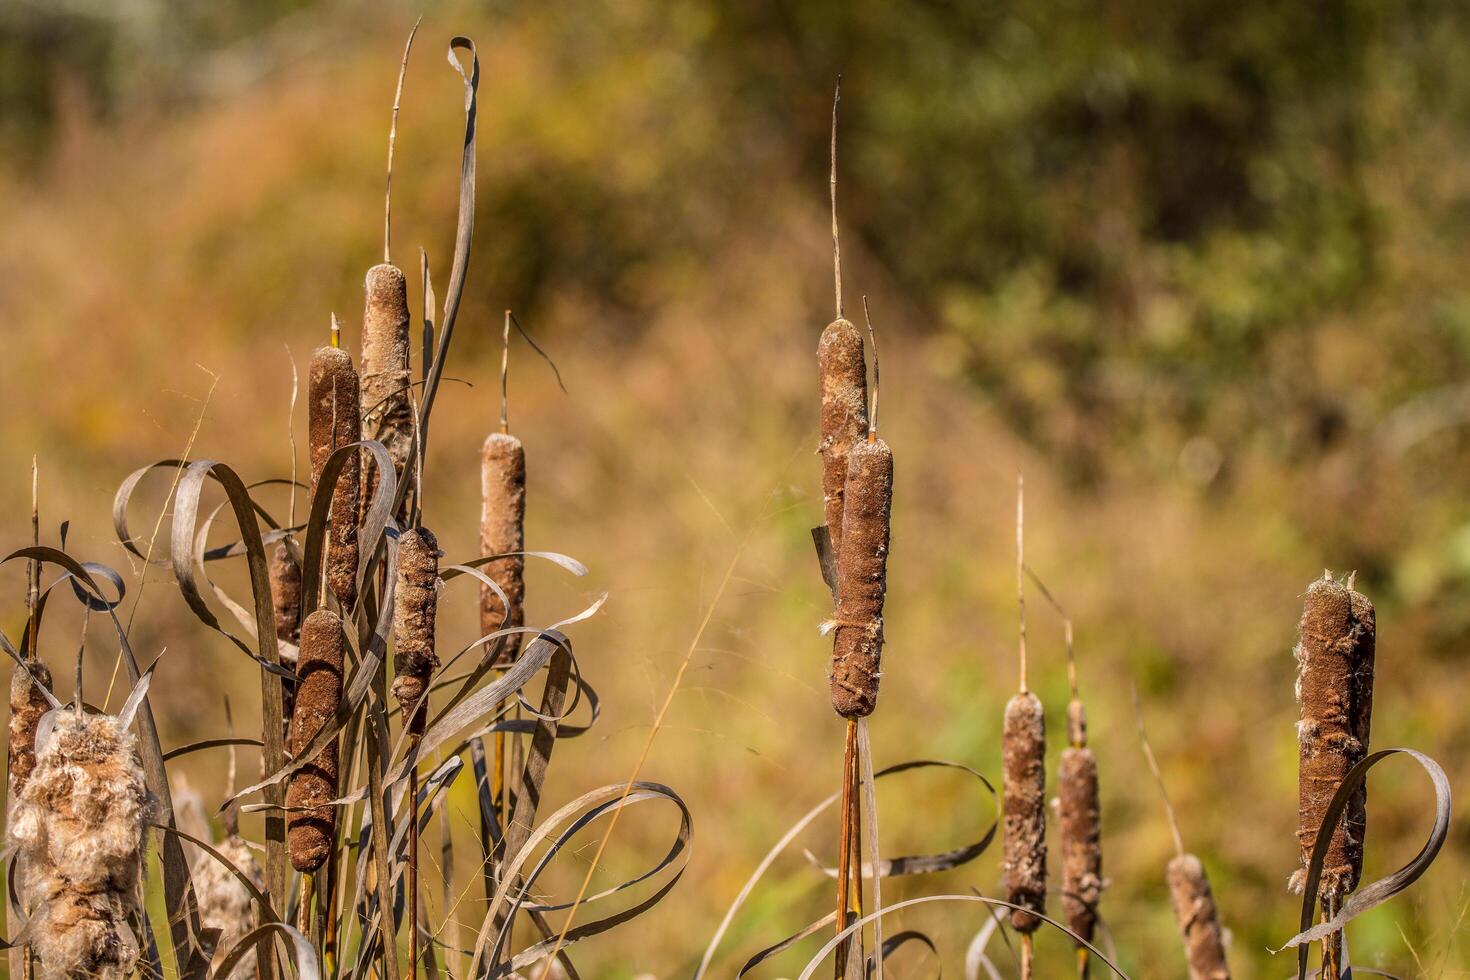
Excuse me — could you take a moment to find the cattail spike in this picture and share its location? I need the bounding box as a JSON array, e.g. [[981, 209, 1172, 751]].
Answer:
[[285, 609, 345, 872], [308, 344, 361, 611], [480, 435, 526, 664], [817, 321, 868, 562], [361, 261, 414, 515], [1059, 741, 1103, 948], [1293, 574, 1375, 899], [8, 661, 53, 795], [393, 527, 441, 733], [1167, 853, 1232, 979], [1003, 690, 1046, 931], [829, 437, 893, 718]]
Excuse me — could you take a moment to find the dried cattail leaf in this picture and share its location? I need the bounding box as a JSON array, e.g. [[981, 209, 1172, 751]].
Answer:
[[394, 527, 441, 734], [10, 708, 148, 980], [829, 437, 892, 718], [1293, 573, 1375, 899], [1003, 691, 1046, 932], [361, 263, 413, 509], [480, 433, 526, 663], [285, 609, 344, 872], [269, 543, 302, 655], [817, 318, 868, 561], [8, 661, 53, 795], [1167, 853, 1231, 980], [308, 345, 362, 611], [1058, 745, 1103, 944], [193, 835, 264, 979]]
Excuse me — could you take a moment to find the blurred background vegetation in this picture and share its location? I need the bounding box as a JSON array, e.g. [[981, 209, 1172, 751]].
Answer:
[[3, 0, 1470, 975]]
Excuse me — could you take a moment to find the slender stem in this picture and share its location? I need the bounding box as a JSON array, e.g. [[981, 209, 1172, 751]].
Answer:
[[834, 720, 857, 979], [1133, 685, 1186, 859], [384, 18, 421, 264], [1321, 894, 1341, 980], [1016, 474, 1027, 693], [1021, 933, 1034, 980], [297, 874, 314, 937], [408, 740, 422, 980], [830, 77, 843, 321], [500, 311, 512, 434], [1077, 945, 1090, 980]]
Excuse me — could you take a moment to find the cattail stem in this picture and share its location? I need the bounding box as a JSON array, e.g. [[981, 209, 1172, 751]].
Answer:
[[408, 761, 421, 980], [1016, 475, 1027, 693], [834, 720, 857, 979], [1021, 934, 1034, 980], [830, 77, 843, 320]]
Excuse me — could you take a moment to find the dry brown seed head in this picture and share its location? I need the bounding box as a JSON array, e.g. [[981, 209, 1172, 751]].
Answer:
[[360, 262, 413, 513], [285, 609, 344, 872], [394, 526, 441, 734], [8, 661, 53, 794], [829, 437, 892, 718], [817, 317, 868, 561], [194, 834, 264, 979], [1167, 853, 1231, 980], [1058, 744, 1103, 944], [308, 345, 362, 611], [270, 543, 302, 654], [1003, 690, 1047, 931], [1293, 573, 1375, 898], [480, 433, 526, 664]]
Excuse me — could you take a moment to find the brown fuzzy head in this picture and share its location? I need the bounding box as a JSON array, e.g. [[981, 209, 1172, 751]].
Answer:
[[269, 543, 302, 652], [1003, 690, 1047, 931], [9, 661, 53, 794], [1293, 573, 1375, 899], [480, 432, 527, 665], [817, 317, 868, 560], [308, 345, 362, 611], [1058, 745, 1103, 943], [829, 437, 892, 718], [394, 527, 441, 733], [361, 262, 413, 516], [285, 609, 345, 872], [1167, 853, 1231, 979], [194, 835, 264, 978]]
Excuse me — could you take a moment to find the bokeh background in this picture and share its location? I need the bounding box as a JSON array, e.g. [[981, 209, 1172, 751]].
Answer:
[[2, 0, 1469, 975]]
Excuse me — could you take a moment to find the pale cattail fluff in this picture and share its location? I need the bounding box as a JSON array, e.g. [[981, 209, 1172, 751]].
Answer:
[[193, 835, 264, 978], [8, 708, 148, 980]]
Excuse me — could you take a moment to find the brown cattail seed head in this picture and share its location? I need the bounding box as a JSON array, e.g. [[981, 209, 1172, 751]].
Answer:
[[360, 263, 413, 509], [1003, 690, 1047, 931], [829, 437, 892, 718], [8, 661, 53, 794], [817, 317, 868, 560], [1293, 573, 1375, 899], [194, 835, 264, 979], [308, 345, 362, 611], [270, 543, 302, 654], [1059, 745, 1103, 944], [1167, 853, 1231, 980], [285, 609, 344, 872], [480, 433, 526, 664], [393, 527, 441, 735], [10, 708, 148, 980]]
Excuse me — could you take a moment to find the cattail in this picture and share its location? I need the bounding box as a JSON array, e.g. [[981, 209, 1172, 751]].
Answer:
[[1167, 854, 1231, 980], [1004, 691, 1047, 932], [393, 527, 441, 733], [308, 341, 361, 611], [285, 609, 344, 872], [9, 707, 148, 980], [270, 542, 302, 657], [828, 437, 892, 718], [360, 263, 413, 510], [1004, 478, 1047, 937], [1292, 573, 1375, 899], [193, 835, 264, 979], [817, 319, 868, 560], [480, 434, 525, 663], [8, 661, 53, 796], [1059, 699, 1103, 950]]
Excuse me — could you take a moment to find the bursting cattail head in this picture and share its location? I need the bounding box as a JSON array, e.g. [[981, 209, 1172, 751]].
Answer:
[[828, 436, 892, 718], [9, 660, 53, 795], [817, 319, 868, 560], [480, 433, 526, 664], [1167, 853, 1231, 980], [360, 262, 413, 504], [1003, 690, 1047, 931], [1293, 572, 1375, 898], [308, 343, 362, 611], [285, 609, 345, 872], [193, 835, 265, 979], [10, 707, 148, 980], [393, 527, 441, 734]]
